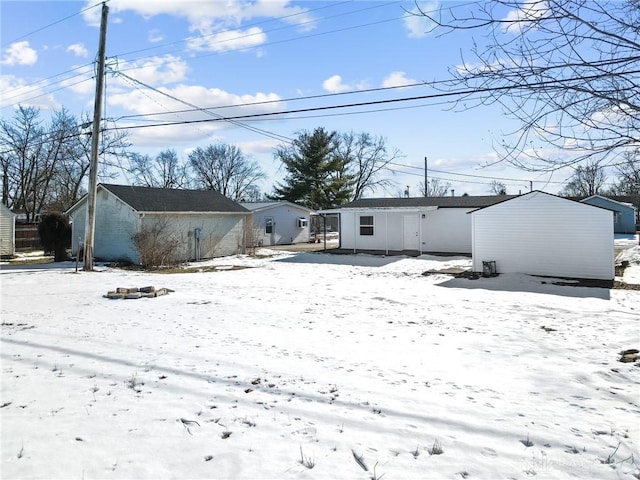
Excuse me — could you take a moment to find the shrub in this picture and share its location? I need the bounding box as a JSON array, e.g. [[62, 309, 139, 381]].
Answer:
[[131, 218, 181, 269], [37, 212, 71, 262]]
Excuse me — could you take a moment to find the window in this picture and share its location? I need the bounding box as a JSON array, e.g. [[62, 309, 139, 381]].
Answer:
[[297, 217, 308, 228], [359, 215, 374, 236], [265, 217, 274, 234]]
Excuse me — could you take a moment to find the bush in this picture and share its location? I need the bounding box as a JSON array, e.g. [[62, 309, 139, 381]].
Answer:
[[37, 212, 71, 262], [131, 219, 181, 269]]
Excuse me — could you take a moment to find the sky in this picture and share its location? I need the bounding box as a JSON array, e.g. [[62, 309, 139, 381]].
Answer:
[[0, 0, 602, 198], [1, 240, 639, 479]]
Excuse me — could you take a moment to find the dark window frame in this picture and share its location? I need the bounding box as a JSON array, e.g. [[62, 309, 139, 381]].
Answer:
[[359, 215, 374, 236]]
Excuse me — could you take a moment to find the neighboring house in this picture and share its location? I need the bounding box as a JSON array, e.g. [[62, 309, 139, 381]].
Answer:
[[580, 195, 637, 234], [471, 191, 614, 280], [66, 184, 251, 264], [0, 203, 16, 256], [240, 201, 313, 246], [324, 195, 517, 255]]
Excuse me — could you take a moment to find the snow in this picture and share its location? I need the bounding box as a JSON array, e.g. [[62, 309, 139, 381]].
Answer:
[[1, 247, 639, 480]]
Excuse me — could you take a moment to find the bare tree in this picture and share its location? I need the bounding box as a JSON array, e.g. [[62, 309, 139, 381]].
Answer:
[[609, 150, 640, 195], [339, 132, 402, 200], [0, 107, 129, 217], [560, 162, 607, 197], [489, 180, 507, 195], [418, 178, 451, 197], [129, 149, 189, 189], [418, 0, 640, 172], [189, 144, 265, 200]]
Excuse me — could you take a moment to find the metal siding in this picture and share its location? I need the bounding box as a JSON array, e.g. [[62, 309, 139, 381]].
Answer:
[[472, 193, 614, 280]]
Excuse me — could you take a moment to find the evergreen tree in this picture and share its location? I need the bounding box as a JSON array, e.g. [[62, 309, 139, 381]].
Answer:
[[38, 212, 71, 262], [271, 128, 353, 209]]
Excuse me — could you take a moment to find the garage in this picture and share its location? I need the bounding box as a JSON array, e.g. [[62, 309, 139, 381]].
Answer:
[[471, 191, 614, 280]]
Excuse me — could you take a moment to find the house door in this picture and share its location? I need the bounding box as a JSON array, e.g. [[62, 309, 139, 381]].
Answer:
[[403, 215, 419, 251]]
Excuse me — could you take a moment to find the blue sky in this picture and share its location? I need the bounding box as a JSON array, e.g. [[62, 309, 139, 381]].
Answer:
[[1, 0, 583, 197]]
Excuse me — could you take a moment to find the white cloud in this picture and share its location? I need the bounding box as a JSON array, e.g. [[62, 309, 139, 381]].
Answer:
[[67, 43, 89, 58], [382, 71, 416, 88], [0, 75, 59, 110], [238, 138, 281, 156], [107, 83, 284, 146], [322, 75, 352, 93], [1, 41, 38, 66], [502, 1, 550, 34], [114, 55, 190, 87], [82, 0, 316, 51], [404, 1, 439, 39], [148, 29, 164, 43], [187, 27, 267, 53]]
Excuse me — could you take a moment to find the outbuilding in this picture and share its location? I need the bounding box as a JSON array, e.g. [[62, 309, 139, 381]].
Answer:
[[67, 184, 251, 264], [580, 195, 637, 234], [239, 201, 313, 246], [325, 195, 516, 255], [0, 202, 16, 257], [471, 191, 614, 280]]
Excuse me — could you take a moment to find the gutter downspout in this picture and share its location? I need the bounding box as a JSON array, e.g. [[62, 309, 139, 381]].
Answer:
[[353, 212, 357, 254], [385, 212, 389, 255]]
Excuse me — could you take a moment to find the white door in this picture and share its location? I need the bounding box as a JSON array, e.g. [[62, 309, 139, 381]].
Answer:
[[403, 215, 419, 250]]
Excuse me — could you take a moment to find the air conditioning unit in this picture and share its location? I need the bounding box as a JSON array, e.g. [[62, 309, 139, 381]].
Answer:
[[297, 217, 308, 228]]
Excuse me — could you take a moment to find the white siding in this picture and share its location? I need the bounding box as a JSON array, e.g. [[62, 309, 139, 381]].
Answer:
[[0, 203, 15, 256], [250, 205, 310, 246], [471, 192, 614, 280], [69, 188, 139, 263], [69, 187, 247, 263], [339, 208, 473, 254], [142, 213, 245, 260], [421, 208, 473, 254]]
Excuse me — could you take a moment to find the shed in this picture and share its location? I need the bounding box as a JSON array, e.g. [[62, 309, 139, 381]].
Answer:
[[239, 201, 313, 246], [580, 195, 637, 234], [0, 202, 16, 256], [325, 195, 516, 255], [66, 184, 251, 264], [471, 191, 614, 280]]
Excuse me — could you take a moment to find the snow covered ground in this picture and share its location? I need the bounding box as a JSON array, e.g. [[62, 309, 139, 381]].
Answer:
[[1, 243, 639, 479]]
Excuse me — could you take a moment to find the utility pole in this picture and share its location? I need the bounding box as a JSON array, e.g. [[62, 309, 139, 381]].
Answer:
[[424, 156, 428, 197], [530, 180, 533, 191], [83, 2, 108, 271]]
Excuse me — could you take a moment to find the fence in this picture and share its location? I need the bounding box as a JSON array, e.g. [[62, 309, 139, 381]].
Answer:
[[15, 224, 40, 251]]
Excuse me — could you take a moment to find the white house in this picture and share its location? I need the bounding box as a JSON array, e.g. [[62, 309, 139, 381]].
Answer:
[[240, 201, 313, 246], [324, 195, 516, 255], [471, 191, 614, 280], [0, 202, 16, 256], [66, 184, 251, 264]]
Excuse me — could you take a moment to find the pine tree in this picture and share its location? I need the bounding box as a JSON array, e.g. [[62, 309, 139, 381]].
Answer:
[[272, 127, 353, 210]]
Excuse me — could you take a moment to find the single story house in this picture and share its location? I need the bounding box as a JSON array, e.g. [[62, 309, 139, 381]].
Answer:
[[323, 195, 517, 255], [239, 201, 313, 246], [67, 184, 251, 264], [471, 191, 614, 280], [0, 202, 16, 256], [580, 195, 637, 234]]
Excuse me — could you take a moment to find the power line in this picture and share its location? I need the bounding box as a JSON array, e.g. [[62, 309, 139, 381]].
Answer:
[[104, 69, 640, 131], [1, 2, 104, 47]]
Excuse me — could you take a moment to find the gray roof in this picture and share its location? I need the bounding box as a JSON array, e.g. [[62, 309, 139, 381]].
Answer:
[[334, 195, 519, 210], [239, 200, 313, 213], [101, 184, 249, 213]]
